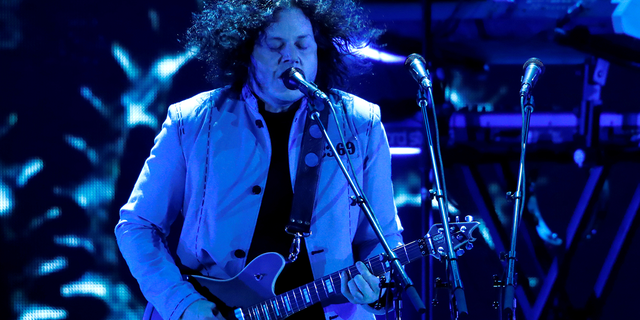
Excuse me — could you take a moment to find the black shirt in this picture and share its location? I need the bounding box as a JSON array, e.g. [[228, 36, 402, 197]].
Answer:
[[247, 100, 325, 319]]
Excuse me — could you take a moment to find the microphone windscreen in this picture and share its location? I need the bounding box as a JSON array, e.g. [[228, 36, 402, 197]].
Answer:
[[283, 67, 305, 90], [523, 58, 545, 74], [404, 53, 426, 70]]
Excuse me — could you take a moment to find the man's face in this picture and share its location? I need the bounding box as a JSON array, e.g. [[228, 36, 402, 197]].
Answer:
[[248, 7, 318, 111]]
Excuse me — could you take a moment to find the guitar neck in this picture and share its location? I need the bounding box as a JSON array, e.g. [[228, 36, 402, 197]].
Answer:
[[237, 239, 425, 320]]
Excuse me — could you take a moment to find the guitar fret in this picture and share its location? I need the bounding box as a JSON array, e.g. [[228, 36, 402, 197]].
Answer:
[[270, 299, 280, 318], [291, 289, 300, 311], [326, 277, 333, 295], [311, 283, 317, 304], [320, 278, 328, 298], [289, 290, 297, 312], [320, 279, 327, 298], [298, 286, 307, 307], [285, 292, 291, 313], [403, 245, 410, 264], [278, 294, 288, 317], [302, 286, 311, 304], [380, 259, 386, 274], [372, 258, 380, 274], [287, 291, 294, 313], [272, 297, 279, 318], [371, 257, 382, 275], [285, 294, 292, 313], [261, 304, 270, 320], [291, 291, 297, 311], [259, 303, 267, 320], [332, 274, 338, 295], [311, 281, 320, 302], [266, 303, 273, 320], [250, 305, 259, 320], [277, 295, 283, 315], [316, 279, 324, 299], [298, 287, 305, 308]]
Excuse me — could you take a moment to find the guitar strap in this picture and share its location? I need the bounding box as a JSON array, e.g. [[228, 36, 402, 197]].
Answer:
[[285, 99, 330, 262]]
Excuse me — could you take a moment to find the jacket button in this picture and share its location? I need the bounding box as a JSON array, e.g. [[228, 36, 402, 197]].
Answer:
[[255, 120, 264, 128], [252, 185, 262, 194], [234, 249, 246, 258]]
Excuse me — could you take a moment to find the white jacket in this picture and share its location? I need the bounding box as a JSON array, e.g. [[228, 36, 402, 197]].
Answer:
[[115, 85, 404, 320]]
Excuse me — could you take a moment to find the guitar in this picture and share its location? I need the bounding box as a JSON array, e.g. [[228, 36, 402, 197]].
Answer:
[[146, 221, 480, 320]]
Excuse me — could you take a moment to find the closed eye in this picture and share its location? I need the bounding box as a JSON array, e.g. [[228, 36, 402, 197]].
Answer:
[[265, 39, 284, 51], [268, 44, 284, 51]]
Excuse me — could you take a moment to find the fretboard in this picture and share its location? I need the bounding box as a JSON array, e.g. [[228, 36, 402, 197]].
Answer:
[[237, 238, 426, 320]]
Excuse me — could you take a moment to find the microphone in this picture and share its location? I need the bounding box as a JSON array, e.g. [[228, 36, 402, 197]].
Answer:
[[404, 53, 432, 89], [283, 67, 330, 107], [520, 58, 545, 98]]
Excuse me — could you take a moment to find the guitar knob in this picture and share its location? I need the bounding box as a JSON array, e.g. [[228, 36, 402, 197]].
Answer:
[[466, 243, 474, 251], [464, 215, 474, 222], [437, 247, 445, 255], [456, 248, 465, 256], [460, 226, 467, 233]]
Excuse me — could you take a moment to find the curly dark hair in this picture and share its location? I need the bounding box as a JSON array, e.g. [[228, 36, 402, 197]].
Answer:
[[183, 0, 382, 91]]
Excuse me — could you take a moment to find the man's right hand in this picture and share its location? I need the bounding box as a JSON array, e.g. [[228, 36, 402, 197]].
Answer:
[[179, 300, 225, 320]]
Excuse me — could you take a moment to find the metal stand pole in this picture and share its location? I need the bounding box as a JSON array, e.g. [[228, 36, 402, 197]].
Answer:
[[310, 102, 426, 315], [416, 85, 468, 319], [500, 95, 535, 320]]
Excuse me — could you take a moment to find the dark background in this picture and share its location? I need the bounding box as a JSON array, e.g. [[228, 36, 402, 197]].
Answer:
[[1, 0, 639, 319]]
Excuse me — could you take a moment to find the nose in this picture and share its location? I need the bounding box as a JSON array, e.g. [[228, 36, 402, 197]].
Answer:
[[280, 45, 300, 65]]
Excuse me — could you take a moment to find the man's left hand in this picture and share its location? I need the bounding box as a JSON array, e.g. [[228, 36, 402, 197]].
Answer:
[[341, 261, 381, 305]]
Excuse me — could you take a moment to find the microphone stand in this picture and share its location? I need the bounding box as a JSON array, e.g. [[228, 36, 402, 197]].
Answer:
[[308, 100, 426, 317], [415, 83, 468, 319], [500, 95, 535, 320]]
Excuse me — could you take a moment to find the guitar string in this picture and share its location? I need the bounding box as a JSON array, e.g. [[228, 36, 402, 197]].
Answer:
[[257, 242, 426, 319], [246, 243, 426, 319], [247, 229, 478, 320], [239, 228, 473, 319]]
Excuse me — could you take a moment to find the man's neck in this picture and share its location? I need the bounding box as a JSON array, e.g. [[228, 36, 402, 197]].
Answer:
[[257, 98, 301, 116], [252, 90, 299, 113], [247, 81, 302, 113], [263, 101, 293, 113]]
